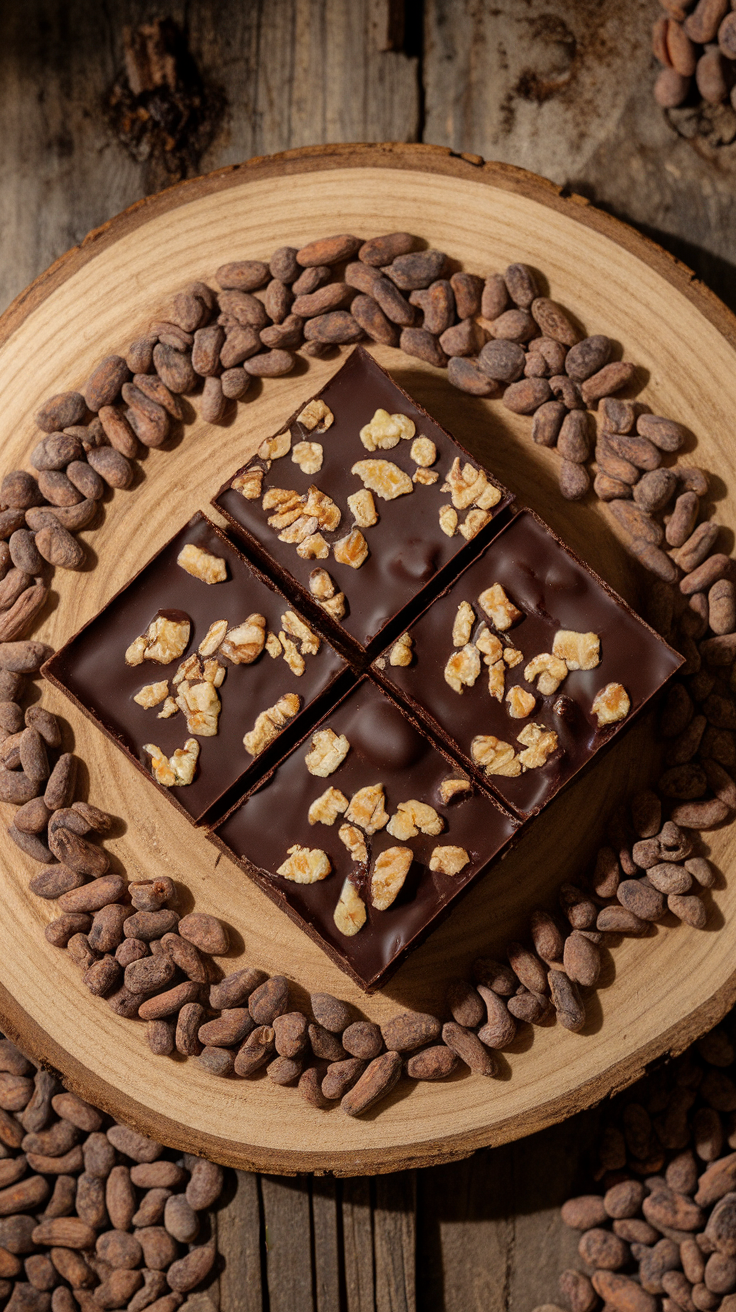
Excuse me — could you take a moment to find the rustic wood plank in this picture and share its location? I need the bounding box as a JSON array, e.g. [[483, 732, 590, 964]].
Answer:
[[416, 1149, 514, 1312], [261, 1175, 315, 1312], [312, 1175, 342, 1312], [215, 1170, 264, 1312], [374, 1172, 416, 1312], [342, 1177, 375, 1312]]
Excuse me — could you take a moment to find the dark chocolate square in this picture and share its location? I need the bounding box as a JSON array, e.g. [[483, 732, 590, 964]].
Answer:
[[212, 345, 513, 660], [373, 509, 684, 818], [210, 677, 520, 992], [43, 512, 351, 824]]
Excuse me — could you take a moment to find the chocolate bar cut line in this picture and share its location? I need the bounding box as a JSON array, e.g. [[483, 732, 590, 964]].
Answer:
[[42, 511, 351, 825], [372, 509, 684, 819], [212, 345, 514, 661], [209, 677, 521, 993]]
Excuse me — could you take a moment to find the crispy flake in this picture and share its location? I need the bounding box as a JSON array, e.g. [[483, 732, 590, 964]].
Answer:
[[386, 800, 443, 841], [338, 824, 368, 862], [429, 846, 469, 876], [219, 614, 266, 664], [133, 680, 169, 709], [333, 880, 367, 936], [265, 632, 283, 658], [452, 601, 475, 647], [277, 844, 331, 883], [305, 728, 350, 777], [177, 543, 227, 585], [439, 778, 472, 805], [144, 738, 199, 787], [475, 624, 503, 663], [479, 584, 522, 631], [444, 644, 481, 694], [243, 692, 301, 756], [359, 409, 415, 451], [351, 459, 413, 501], [125, 615, 191, 667], [553, 630, 601, 671], [439, 505, 458, 537], [321, 592, 346, 621], [487, 660, 505, 701], [371, 846, 413, 910], [308, 787, 349, 826], [198, 619, 228, 657], [302, 485, 341, 532], [347, 488, 378, 527], [232, 467, 264, 500], [292, 441, 323, 474], [279, 632, 305, 676], [460, 508, 491, 540], [175, 678, 221, 737], [413, 467, 439, 485], [333, 528, 369, 569], [157, 696, 179, 719], [281, 610, 320, 656], [524, 653, 568, 696], [389, 633, 413, 667], [308, 568, 335, 600], [471, 735, 521, 777], [258, 430, 291, 461], [296, 532, 329, 560], [278, 514, 319, 545], [410, 436, 437, 467], [516, 722, 559, 769], [442, 458, 501, 512], [297, 399, 333, 432], [345, 783, 388, 835], [592, 683, 630, 726], [506, 685, 536, 719]]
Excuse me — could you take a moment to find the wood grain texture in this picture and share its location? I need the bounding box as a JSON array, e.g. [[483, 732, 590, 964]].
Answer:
[[0, 145, 735, 1176]]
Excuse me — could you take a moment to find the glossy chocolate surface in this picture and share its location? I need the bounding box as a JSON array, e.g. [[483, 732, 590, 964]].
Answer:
[[43, 513, 349, 823], [213, 346, 513, 656], [375, 510, 683, 818], [211, 678, 519, 991]]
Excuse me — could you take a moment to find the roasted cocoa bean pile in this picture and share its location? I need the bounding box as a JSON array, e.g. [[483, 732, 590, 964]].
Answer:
[[1, 230, 734, 1119], [0, 1032, 222, 1312], [653, 0, 736, 111], [541, 1015, 736, 1312]]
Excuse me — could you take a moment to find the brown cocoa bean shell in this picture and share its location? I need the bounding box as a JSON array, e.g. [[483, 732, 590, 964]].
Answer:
[[198, 1009, 252, 1047], [30, 436, 83, 473], [233, 1027, 275, 1076], [308, 1024, 346, 1063], [381, 1012, 441, 1053], [561, 1194, 608, 1230], [341, 1021, 383, 1061], [35, 394, 86, 434], [271, 1011, 308, 1058], [137, 982, 201, 1021], [216, 259, 269, 291], [37, 469, 83, 507], [0, 583, 48, 644], [86, 447, 134, 489], [30, 867, 87, 899], [83, 357, 129, 412], [385, 250, 447, 290], [503, 377, 552, 414], [581, 361, 638, 403], [358, 233, 416, 266], [565, 334, 611, 381], [97, 405, 138, 458], [563, 930, 601, 986], [447, 356, 500, 396], [617, 878, 666, 922], [349, 294, 399, 345], [242, 350, 295, 377], [177, 911, 228, 955], [481, 273, 508, 320], [47, 827, 108, 876], [531, 297, 580, 346], [184, 1158, 223, 1211], [446, 979, 486, 1028]]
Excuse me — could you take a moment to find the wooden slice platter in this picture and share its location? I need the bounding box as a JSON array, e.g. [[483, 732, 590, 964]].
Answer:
[[0, 143, 735, 1176]]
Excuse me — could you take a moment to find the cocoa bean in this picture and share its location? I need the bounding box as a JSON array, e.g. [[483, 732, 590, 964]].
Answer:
[[561, 1195, 609, 1229], [398, 328, 447, 368], [296, 235, 361, 267], [668, 892, 709, 926], [559, 1268, 597, 1312], [604, 1179, 646, 1219], [340, 1051, 403, 1118], [406, 1046, 457, 1081], [478, 339, 525, 383], [0, 1075, 33, 1111], [0, 569, 33, 611], [687, 856, 716, 887], [8, 532, 42, 576], [82, 955, 121, 998], [678, 523, 721, 573], [644, 1188, 705, 1231], [503, 377, 552, 414], [151, 345, 196, 394], [176, 911, 228, 955], [597, 906, 649, 934], [35, 396, 87, 434], [481, 274, 509, 320], [268, 1012, 307, 1060], [86, 447, 134, 489], [292, 283, 352, 318], [97, 405, 138, 458], [165, 1242, 214, 1292], [138, 983, 201, 1020], [22, 1120, 78, 1159], [159, 933, 206, 984], [472, 957, 517, 995], [31, 1217, 94, 1249], [563, 930, 601, 986], [0, 1176, 50, 1216], [341, 1022, 383, 1061], [0, 1043, 31, 1078], [491, 309, 536, 343], [548, 969, 586, 1031], [449, 271, 483, 318], [132, 374, 183, 420], [37, 469, 83, 507], [579, 1227, 629, 1269], [216, 260, 269, 291], [248, 976, 289, 1025], [131, 1188, 171, 1228], [682, 554, 733, 598], [219, 325, 261, 369], [198, 1009, 252, 1047], [667, 491, 700, 549], [385, 249, 447, 290], [123, 910, 178, 941], [292, 265, 331, 296], [381, 1012, 441, 1052], [507, 990, 551, 1023], [185, 1158, 223, 1211], [233, 1027, 275, 1076], [219, 367, 251, 400], [0, 770, 38, 806], [267, 1054, 303, 1086], [446, 978, 486, 1028], [147, 1019, 175, 1056], [175, 1003, 204, 1057], [476, 987, 516, 1048], [671, 798, 729, 827], [720, 10, 736, 55], [565, 335, 611, 381], [30, 436, 83, 472], [208, 967, 266, 1010], [45, 912, 90, 948], [350, 295, 399, 346], [308, 1024, 346, 1063], [8, 826, 53, 863], [609, 500, 663, 546], [647, 862, 692, 894], [629, 538, 679, 583], [696, 46, 730, 100], [531, 297, 579, 346], [447, 356, 500, 395], [708, 578, 736, 634]]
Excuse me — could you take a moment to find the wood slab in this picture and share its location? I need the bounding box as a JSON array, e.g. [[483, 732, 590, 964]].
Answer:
[[0, 143, 733, 1176]]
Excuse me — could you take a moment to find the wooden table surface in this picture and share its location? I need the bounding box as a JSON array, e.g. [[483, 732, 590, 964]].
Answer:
[[2, 2, 734, 1308]]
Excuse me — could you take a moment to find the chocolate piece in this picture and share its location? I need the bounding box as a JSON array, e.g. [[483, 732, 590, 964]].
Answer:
[[43, 513, 349, 823], [212, 346, 513, 659], [374, 510, 683, 818], [210, 678, 519, 991]]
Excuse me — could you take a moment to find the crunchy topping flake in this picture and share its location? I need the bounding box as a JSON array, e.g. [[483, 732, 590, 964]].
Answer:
[[503, 647, 523, 667], [333, 528, 369, 569], [177, 543, 227, 585], [452, 601, 475, 648], [297, 399, 334, 432], [517, 722, 559, 769], [475, 624, 503, 663], [144, 738, 199, 787], [309, 568, 335, 600], [277, 845, 331, 883], [203, 658, 225, 687], [439, 505, 458, 537], [321, 592, 346, 621], [386, 800, 444, 841], [347, 488, 378, 527], [265, 632, 283, 658], [410, 437, 437, 467], [371, 846, 413, 911], [333, 880, 367, 937], [506, 685, 536, 719], [429, 846, 469, 876], [296, 532, 329, 560], [175, 678, 221, 737], [125, 615, 191, 667], [308, 787, 349, 826], [592, 683, 631, 726], [157, 696, 178, 719], [345, 783, 388, 835], [263, 486, 301, 514], [281, 610, 320, 656], [471, 735, 522, 777], [232, 467, 264, 500], [303, 485, 341, 532], [552, 630, 601, 671], [305, 728, 350, 777], [278, 514, 318, 545], [389, 633, 413, 667], [220, 614, 266, 664], [413, 467, 440, 485], [198, 619, 228, 657], [360, 408, 415, 451], [279, 632, 305, 676], [459, 509, 491, 540], [338, 824, 368, 862], [444, 644, 481, 694], [439, 777, 472, 805], [479, 584, 522, 631], [524, 653, 568, 696], [258, 430, 291, 461], [351, 459, 413, 501], [133, 681, 169, 709], [487, 660, 505, 701], [173, 653, 201, 686], [243, 692, 301, 756], [292, 441, 323, 475], [442, 458, 501, 512]]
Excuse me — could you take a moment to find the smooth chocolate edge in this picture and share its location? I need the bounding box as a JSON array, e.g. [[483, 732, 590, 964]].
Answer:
[[371, 505, 686, 819], [41, 509, 352, 826], [207, 673, 522, 993], [210, 343, 516, 663]]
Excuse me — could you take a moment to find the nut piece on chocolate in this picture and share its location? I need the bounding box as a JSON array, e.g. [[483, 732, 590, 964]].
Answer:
[[198, 619, 228, 656], [453, 601, 475, 647], [552, 629, 601, 670], [472, 735, 521, 777], [439, 505, 458, 537], [592, 682, 631, 726], [359, 409, 415, 451], [243, 692, 301, 756], [277, 845, 331, 883], [338, 823, 368, 862], [133, 681, 169, 709], [413, 467, 439, 486], [259, 430, 291, 461], [218, 615, 266, 664], [177, 543, 228, 584], [233, 468, 263, 500], [297, 399, 334, 432], [371, 846, 413, 910], [444, 644, 481, 693], [479, 584, 522, 632], [281, 611, 320, 656], [351, 459, 413, 501], [517, 723, 559, 768], [442, 458, 502, 512], [347, 489, 378, 527], [411, 437, 437, 467], [429, 845, 469, 875], [145, 738, 199, 787], [387, 799, 443, 841], [125, 613, 191, 666], [176, 677, 221, 737], [439, 777, 471, 804], [524, 652, 568, 695], [305, 728, 350, 776], [506, 685, 536, 719], [308, 787, 349, 826], [333, 879, 367, 936], [345, 783, 389, 835], [292, 442, 323, 474], [389, 633, 413, 667]]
